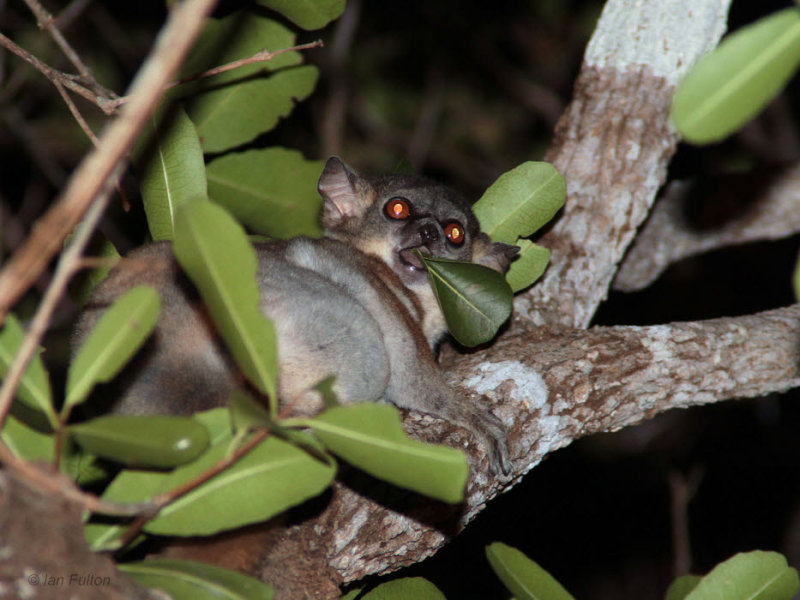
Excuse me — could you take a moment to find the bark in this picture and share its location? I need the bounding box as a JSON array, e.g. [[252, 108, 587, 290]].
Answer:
[[0, 469, 160, 600], [515, 0, 731, 327], [255, 304, 800, 592], [615, 162, 800, 291]]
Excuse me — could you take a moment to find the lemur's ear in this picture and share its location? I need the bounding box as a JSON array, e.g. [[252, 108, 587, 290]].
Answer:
[[472, 234, 520, 273], [318, 157, 371, 229]]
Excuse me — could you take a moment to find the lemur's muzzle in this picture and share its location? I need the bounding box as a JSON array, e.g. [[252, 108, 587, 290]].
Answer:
[[397, 220, 441, 270]]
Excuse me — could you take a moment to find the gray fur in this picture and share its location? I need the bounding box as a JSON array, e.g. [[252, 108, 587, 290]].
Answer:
[[74, 157, 516, 474]]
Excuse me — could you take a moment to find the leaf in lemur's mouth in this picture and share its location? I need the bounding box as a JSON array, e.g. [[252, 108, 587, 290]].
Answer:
[[416, 251, 513, 347], [399, 246, 428, 270]]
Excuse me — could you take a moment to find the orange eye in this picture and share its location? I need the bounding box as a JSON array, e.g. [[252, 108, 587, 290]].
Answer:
[[385, 198, 411, 220], [444, 222, 465, 245]]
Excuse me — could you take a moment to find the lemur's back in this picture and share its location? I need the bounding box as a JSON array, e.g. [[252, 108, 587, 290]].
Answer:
[[74, 157, 516, 474]]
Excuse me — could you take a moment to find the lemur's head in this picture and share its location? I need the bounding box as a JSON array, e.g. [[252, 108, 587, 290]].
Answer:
[[318, 157, 519, 287]]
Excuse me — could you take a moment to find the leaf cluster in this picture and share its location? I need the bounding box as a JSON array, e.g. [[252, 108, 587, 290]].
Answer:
[[345, 545, 799, 600], [0, 1, 569, 596], [421, 162, 565, 346]]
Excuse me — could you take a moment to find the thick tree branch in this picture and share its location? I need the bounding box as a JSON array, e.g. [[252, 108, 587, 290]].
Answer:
[[515, 0, 732, 328], [0, 470, 159, 599], [615, 162, 800, 291], [254, 304, 800, 595]]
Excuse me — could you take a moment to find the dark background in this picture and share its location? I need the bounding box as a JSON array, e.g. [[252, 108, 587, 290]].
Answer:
[[1, 1, 799, 598]]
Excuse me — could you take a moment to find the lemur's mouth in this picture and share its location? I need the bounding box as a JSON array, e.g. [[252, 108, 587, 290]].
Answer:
[[398, 246, 429, 271]]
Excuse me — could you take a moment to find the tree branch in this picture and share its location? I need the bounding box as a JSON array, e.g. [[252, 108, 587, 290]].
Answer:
[[615, 162, 800, 292], [515, 0, 733, 328], [255, 304, 800, 595]]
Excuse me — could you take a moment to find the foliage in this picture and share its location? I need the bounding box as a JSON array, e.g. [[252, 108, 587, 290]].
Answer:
[[474, 161, 564, 292], [671, 7, 800, 144], [420, 161, 565, 345], [341, 545, 800, 600], [5, 0, 783, 598], [0, 1, 566, 594], [120, 558, 275, 600], [486, 542, 576, 600], [667, 551, 799, 600]]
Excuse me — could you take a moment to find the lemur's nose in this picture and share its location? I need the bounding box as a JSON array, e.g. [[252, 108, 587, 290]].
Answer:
[[419, 223, 439, 244]]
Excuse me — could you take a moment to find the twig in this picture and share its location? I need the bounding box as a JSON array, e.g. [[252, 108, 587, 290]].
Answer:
[[0, 32, 118, 114], [116, 428, 271, 548], [0, 440, 154, 517], [165, 40, 324, 90], [22, 0, 104, 92], [0, 0, 218, 323], [0, 188, 111, 434], [53, 77, 132, 208], [53, 78, 101, 146], [54, 0, 94, 32]]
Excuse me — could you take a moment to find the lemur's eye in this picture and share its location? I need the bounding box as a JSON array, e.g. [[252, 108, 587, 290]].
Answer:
[[385, 197, 411, 220], [444, 222, 465, 245]]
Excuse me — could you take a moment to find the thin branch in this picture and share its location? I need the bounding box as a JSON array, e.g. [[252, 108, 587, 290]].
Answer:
[[53, 77, 101, 146], [0, 441, 154, 517], [0, 32, 118, 114], [0, 186, 111, 433], [22, 0, 102, 91], [165, 40, 324, 90], [0, 0, 218, 323], [321, 0, 361, 156], [117, 429, 271, 549], [0, 105, 67, 187], [615, 163, 800, 292], [54, 0, 94, 32]]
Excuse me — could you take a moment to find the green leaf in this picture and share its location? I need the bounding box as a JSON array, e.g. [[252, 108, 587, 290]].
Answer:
[[68, 415, 210, 468], [65, 285, 160, 412], [793, 251, 800, 301], [684, 551, 799, 600], [84, 522, 129, 553], [174, 12, 318, 152], [671, 8, 800, 144], [506, 240, 550, 293], [257, 0, 346, 30], [341, 590, 363, 600], [207, 147, 324, 239], [188, 65, 319, 153], [229, 390, 271, 433], [1, 414, 55, 462], [120, 558, 274, 600], [473, 161, 566, 245], [486, 542, 575, 600], [1, 415, 103, 481], [666, 575, 703, 600], [420, 255, 513, 347], [133, 106, 207, 241], [173, 200, 278, 402], [103, 435, 335, 536], [361, 577, 446, 600], [193, 407, 235, 446], [307, 403, 468, 504], [0, 314, 56, 429]]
